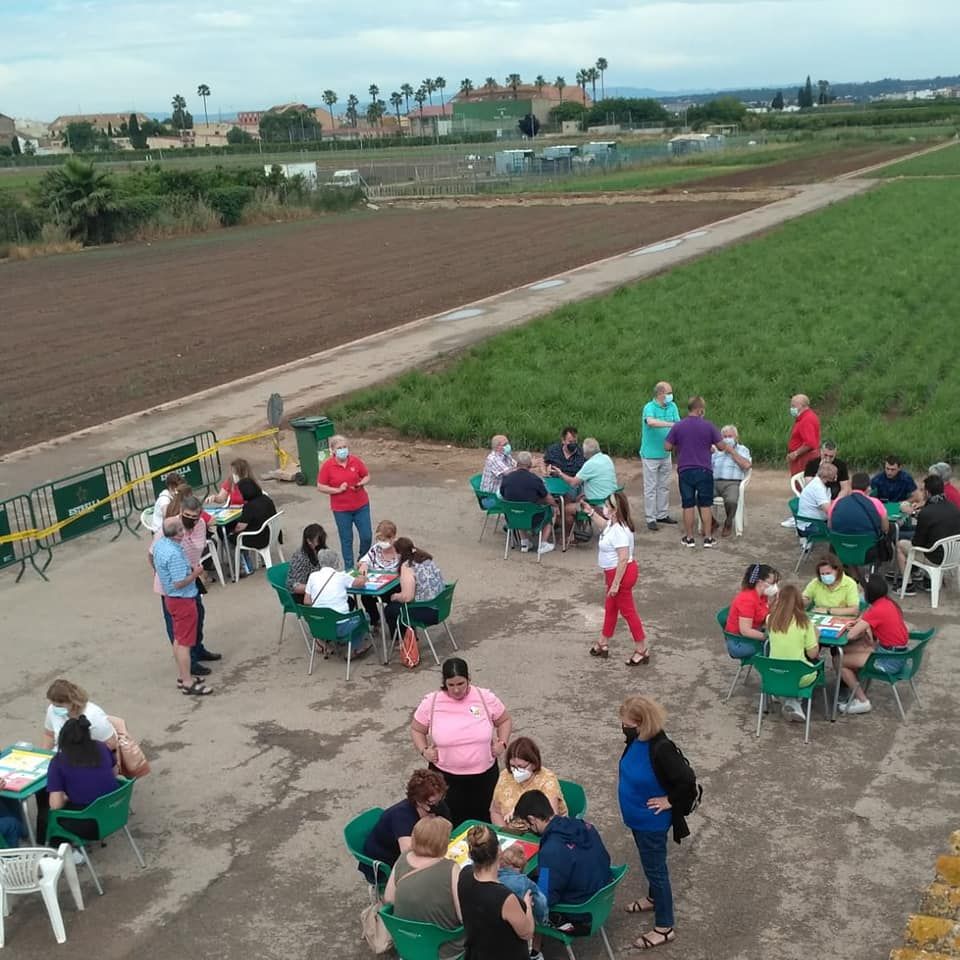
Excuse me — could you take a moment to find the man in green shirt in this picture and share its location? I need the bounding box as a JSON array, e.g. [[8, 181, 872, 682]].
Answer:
[[575, 438, 620, 501], [639, 381, 680, 531]]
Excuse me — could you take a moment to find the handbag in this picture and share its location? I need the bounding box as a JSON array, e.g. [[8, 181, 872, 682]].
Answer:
[[399, 610, 421, 669], [106, 715, 151, 779], [360, 899, 392, 954]]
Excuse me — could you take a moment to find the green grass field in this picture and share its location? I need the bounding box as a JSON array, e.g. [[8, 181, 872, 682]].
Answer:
[[871, 141, 960, 177], [330, 179, 960, 468]]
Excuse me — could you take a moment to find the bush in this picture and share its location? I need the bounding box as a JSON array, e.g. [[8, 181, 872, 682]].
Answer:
[[310, 186, 366, 212], [113, 194, 166, 230], [0, 193, 41, 243], [205, 185, 255, 224]]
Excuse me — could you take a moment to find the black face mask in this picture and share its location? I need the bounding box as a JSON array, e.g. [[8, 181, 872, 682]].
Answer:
[[622, 725, 639, 745], [182, 516, 198, 529], [427, 799, 450, 818]]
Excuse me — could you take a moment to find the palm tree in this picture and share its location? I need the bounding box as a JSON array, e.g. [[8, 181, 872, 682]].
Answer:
[[425, 78, 437, 105], [484, 76, 498, 94], [39, 157, 117, 244], [196, 84, 211, 127], [587, 67, 599, 101], [322, 90, 338, 130], [435, 76, 447, 115], [575, 70, 586, 102], [460, 78, 474, 99], [413, 87, 427, 134], [346, 94, 359, 128], [401, 82, 414, 115], [171, 93, 187, 131], [390, 91, 404, 135], [555, 76, 566, 103], [368, 83, 380, 108], [534, 75, 546, 98], [506, 73, 522, 99], [596, 58, 608, 99]]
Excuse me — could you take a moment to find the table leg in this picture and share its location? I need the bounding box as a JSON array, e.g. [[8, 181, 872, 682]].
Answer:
[[379, 598, 391, 664], [831, 648, 843, 722], [219, 528, 234, 581], [22, 797, 37, 845], [560, 495, 567, 552]]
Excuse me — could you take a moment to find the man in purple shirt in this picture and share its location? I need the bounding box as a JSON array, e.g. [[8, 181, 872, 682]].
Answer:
[[665, 396, 723, 548]]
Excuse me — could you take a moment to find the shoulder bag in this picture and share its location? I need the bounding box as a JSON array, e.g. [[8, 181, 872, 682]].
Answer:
[[106, 715, 151, 779], [360, 856, 437, 953]]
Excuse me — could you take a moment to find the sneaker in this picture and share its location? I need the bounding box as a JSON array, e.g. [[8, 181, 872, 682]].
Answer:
[[681, 536, 696, 548], [703, 537, 717, 548], [520, 540, 531, 553], [839, 698, 872, 715], [783, 698, 806, 722], [530, 952, 545, 960], [537, 541, 555, 555], [191, 663, 212, 676], [71, 849, 85, 866], [646, 521, 659, 531], [657, 516, 678, 525], [781, 517, 797, 528]]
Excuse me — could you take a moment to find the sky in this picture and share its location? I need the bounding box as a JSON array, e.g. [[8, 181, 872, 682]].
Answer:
[[2, 0, 958, 120]]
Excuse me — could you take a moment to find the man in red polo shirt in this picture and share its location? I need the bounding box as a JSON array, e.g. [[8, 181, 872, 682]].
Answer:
[[786, 394, 820, 475]]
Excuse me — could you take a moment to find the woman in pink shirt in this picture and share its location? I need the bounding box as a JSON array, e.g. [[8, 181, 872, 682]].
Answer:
[[410, 658, 512, 827]]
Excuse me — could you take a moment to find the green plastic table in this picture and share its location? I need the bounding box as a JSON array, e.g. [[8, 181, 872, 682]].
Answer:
[[0, 745, 53, 845], [809, 613, 857, 721], [449, 819, 541, 875], [348, 571, 400, 663], [544, 476, 578, 550]]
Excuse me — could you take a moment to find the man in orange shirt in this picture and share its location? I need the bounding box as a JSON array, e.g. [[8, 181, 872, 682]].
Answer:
[[786, 394, 820, 474]]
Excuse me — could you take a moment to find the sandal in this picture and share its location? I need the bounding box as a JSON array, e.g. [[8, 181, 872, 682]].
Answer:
[[625, 898, 656, 914], [626, 649, 650, 666], [589, 645, 610, 659], [181, 678, 213, 696], [635, 928, 675, 950]]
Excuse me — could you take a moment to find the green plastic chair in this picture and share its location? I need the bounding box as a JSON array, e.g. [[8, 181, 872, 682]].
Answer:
[[499, 499, 555, 562], [397, 582, 459, 666], [789, 496, 830, 573], [343, 807, 391, 891], [558, 779, 587, 819], [857, 628, 935, 721], [536, 863, 628, 960], [716, 606, 765, 702], [468, 473, 505, 542], [299, 605, 370, 679], [379, 903, 465, 960], [827, 531, 881, 570], [584, 485, 624, 508], [265, 561, 311, 654], [45, 777, 145, 896], [752, 657, 828, 744]]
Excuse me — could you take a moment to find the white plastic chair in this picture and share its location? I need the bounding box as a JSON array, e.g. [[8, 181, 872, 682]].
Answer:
[[790, 472, 806, 496], [900, 534, 960, 608], [0, 844, 84, 947], [200, 538, 225, 586], [713, 469, 752, 537], [233, 510, 285, 582], [140, 507, 158, 533]]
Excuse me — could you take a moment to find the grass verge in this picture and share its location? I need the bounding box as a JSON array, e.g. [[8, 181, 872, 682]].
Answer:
[[870, 142, 960, 177], [330, 179, 960, 467]]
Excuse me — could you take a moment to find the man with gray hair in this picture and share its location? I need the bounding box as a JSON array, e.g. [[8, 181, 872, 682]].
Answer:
[[929, 462, 960, 509], [803, 440, 850, 499], [575, 438, 620, 503], [639, 381, 680, 531], [479, 433, 516, 505], [711, 425, 752, 537], [499, 451, 557, 554]]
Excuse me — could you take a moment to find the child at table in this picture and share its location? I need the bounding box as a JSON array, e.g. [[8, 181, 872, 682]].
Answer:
[[498, 844, 548, 956], [766, 585, 821, 723]]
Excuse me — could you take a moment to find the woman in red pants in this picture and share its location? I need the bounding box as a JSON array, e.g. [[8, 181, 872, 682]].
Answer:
[[582, 490, 649, 665]]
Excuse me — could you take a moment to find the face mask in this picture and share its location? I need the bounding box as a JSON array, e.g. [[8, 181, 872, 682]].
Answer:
[[503, 443, 512, 456], [375, 540, 391, 550], [335, 447, 349, 461], [724, 437, 736, 446], [427, 801, 445, 815], [789, 406, 799, 418], [231, 473, 240, 484], [51, 705, 69, 718], [664, 393, 673, 404], [511, 766, 533, 784], [764, 583, 780, 598], [622, 725, 638, 745], [820, 573, 836, 586], [182, 516, 198, 529]]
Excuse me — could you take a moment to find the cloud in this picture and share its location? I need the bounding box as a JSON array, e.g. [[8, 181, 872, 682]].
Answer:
[[193, 9, 254, 28]]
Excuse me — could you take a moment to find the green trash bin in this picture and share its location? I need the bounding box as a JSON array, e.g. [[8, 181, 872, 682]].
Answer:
[[290, 416, 336, 486]]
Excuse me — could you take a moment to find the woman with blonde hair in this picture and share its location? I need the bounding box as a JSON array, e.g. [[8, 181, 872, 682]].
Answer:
[[619, 695, 698, 951], [316, 434, 372, 570], [384, 816, 463, 958], [581, 490, 649, 665], [206, 458, 256, 507], [457, 824, 533, 959], [766, 584, 821, 722]]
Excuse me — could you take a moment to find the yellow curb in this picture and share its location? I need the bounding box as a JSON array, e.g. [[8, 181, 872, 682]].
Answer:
[[891, 950, 957, 960], [937, 856, 960, 887], [904, 915, 957, 950], [920, 884, 960, 921]]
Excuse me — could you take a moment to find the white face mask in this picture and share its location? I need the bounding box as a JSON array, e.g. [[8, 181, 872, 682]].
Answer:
[[663, 393, 673, 404], [231, 473, 240, 484], [764, 583, 780, 598], [375, 540, 392, 550], [51, 705, 69, 719], [510, 767, 533, 784]]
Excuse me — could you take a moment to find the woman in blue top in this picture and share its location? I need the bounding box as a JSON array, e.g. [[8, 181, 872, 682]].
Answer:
[[618, 695, 697, 951]]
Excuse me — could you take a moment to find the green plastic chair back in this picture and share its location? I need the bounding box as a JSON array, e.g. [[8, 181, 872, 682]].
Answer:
[[751, 656, 825, 699], [827, 531, 879, 566], [585, 485, 624, 507], [469, 474, 504, 514], [861, 634, 932, 685], [46, 777, 133, 847], [266, 561, 300, 615], [500, 499, 553, 533], [908, 628, 936, 643], [716, 606, 764, 660], [300, 605, 367, 647], [343, 807, 391, 887], [537, 863, 629, 945], [789, 496, 829, 541], [379, 904, 465, 960], [405, 582, 456, 623], [559, 779, 587, 819]]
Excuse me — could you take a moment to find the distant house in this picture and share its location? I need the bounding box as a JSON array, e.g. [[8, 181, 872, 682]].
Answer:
[[50, 113, 150, 136], [0, 113, 15, 145], [669, 133, 725, 156]]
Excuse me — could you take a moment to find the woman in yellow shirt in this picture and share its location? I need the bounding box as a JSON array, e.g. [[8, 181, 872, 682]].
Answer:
[[802, 554, 860, 616], [767, 585, 821, 722], [490, 737, 568, 826]]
